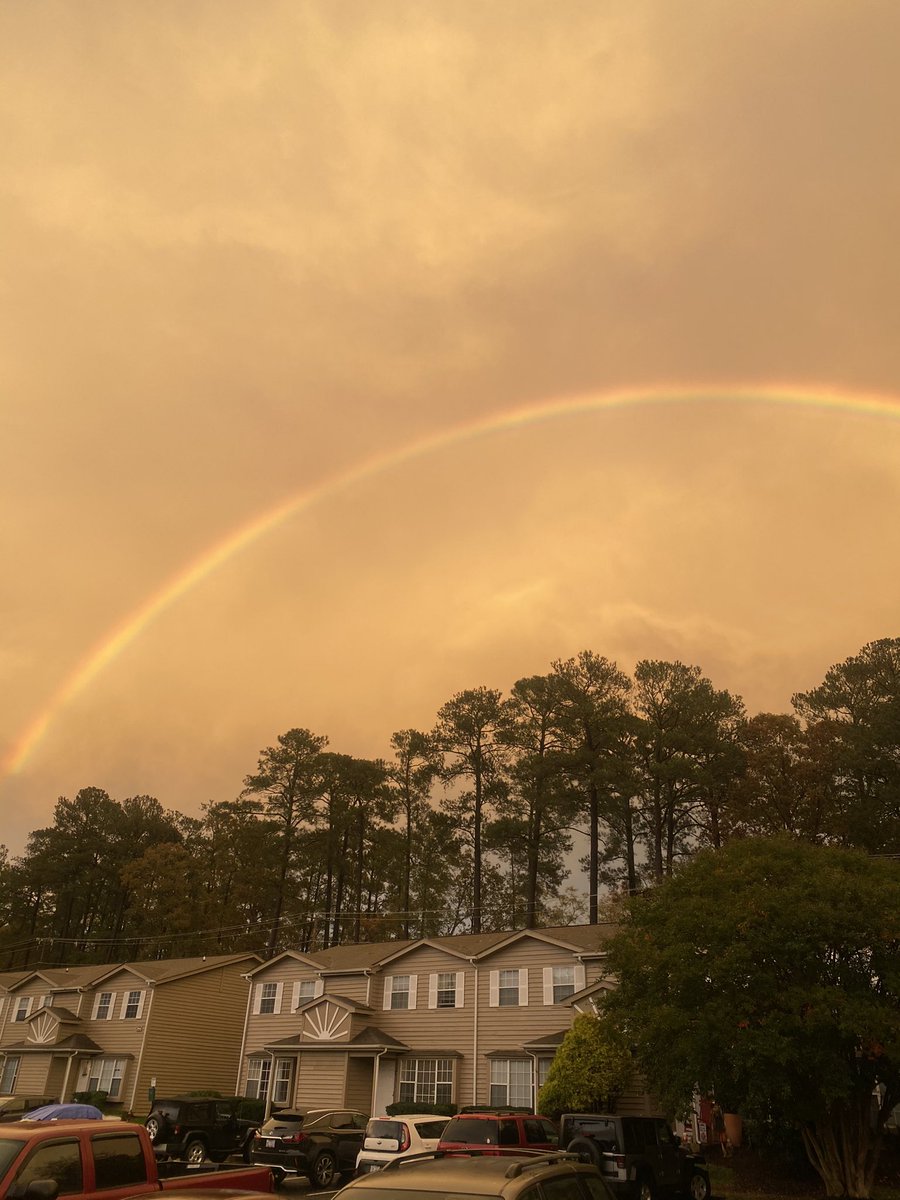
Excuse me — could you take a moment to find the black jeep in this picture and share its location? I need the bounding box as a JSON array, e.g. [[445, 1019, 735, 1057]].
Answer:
[[560, 1113, 710, 1200], [145, 1095, 265, 1165]]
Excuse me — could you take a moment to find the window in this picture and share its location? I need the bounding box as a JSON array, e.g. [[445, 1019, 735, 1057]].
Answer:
[[382, 973, 418, 1009], [398, 1058, 453, 1105], [247, 1057, 272, 1100], [91, 1132, 148, 1188], [542, 964, 585, 1004], [494, 969, 525, 1007], [121, 991, 143, 1020], [293, 980, 318, 1008], [541, 1176, 588, 1200], [14, 997, 31, 1022], [272, 1058, 294, 1105], [427, 972, 463, 1009], [254, 981, 283, 1015], [13, 1140, 83, 1195], [86, 1058, 126, 1100], [536, 1057, 553, 1093], [93, 992, 114, 1020], [391, 976, 410, 1009], [490, 1058, 532, 1108], [0, 1056, 20, 1093]]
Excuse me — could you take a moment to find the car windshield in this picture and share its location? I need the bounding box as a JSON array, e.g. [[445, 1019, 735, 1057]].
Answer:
[[0, 1140, 23, 1177], [260, 1112, 305, 1133], [443, 1119, 497, 1144]]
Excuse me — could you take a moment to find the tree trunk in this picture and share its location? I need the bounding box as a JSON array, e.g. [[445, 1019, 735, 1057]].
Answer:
[[800, 1095, 884, 1198]]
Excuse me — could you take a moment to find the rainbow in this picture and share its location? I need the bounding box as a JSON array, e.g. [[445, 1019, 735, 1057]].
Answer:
[[5, 382, 900, 778]]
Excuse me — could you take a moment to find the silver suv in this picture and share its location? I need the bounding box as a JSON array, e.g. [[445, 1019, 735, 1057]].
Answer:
[[336, 1151, 613, 1200]]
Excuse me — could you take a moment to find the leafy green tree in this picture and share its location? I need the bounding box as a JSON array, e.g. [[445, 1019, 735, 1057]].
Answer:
[[552, 652, 635, 911], [603, 838, 900, 1199], [537, 1012, 634, 1120], [388, 730, 441, 937], [434, 687, 507, 934], [793, 638, 900, 852], [242, 728, 328, 956]]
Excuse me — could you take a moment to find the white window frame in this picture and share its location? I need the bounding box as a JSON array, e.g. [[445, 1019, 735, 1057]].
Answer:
[[247, 1056, 272, 1100], [0, 1055, 20, 1092], [14, 997, 31, 1022], [489, 968, 527, 1007], [85, 1057, 126, 1099], [253, 981, 284, 1015], [383, 974, 418, 1010], [542, 964, 586, 1004], [291, 980, 323, 1010], [428, 971, 465, 1009], [120, 990, 145, 1020], [398, 1057, 453, 1105], [92, 991, 116, 1020], [490, 1058, 533, 1108], [272, 1057, 294, 1105]]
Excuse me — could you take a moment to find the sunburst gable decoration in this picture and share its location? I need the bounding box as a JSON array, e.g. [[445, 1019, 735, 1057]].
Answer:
[[302, 1002, 350, 1042], [28, 1011, 59, 1045]]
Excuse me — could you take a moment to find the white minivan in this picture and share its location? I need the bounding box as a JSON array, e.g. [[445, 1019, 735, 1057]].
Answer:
[[355, 1114, 450, 1173]]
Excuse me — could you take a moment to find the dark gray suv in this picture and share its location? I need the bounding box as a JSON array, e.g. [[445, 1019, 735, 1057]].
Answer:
[[250, 1108, 369, 1187], [561, 1114, 710, 1200]]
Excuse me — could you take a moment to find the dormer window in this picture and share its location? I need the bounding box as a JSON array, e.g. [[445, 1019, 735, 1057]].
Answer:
[[14, 998, 31, 1022]]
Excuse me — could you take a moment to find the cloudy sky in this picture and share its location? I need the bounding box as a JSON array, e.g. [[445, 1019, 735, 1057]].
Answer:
[[3, 0, 900, 856]]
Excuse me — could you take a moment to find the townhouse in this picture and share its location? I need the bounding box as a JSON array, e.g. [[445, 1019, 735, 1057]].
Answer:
[[0, 953, 259, 1114], [237, 924, 636, 1116]]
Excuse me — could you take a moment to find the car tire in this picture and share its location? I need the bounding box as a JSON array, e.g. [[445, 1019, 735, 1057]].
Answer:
[[637, 1174, 656, 1200], [687, 1170, 710, 1200], [208, 1152, 229, 1164], [270, 1168, 286, 1188], [310, 1150, 338, 1188], [146, 1116, 164, 1144], [566, 1138, 602, 1166], [184, 1138, 208, 1165]]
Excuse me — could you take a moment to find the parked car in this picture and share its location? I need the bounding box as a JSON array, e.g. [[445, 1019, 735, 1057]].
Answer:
[[560, 1114, 710, 1200], [0, 1096, 56, 1123], [356, 1114, 451, 1173], [438, 1112, 559, 1154], [334, 1150, 612, 1200], [250, 1108, 368, 1187], [145, 1096, 264, 1164], [23, 1104, 104, 1120]]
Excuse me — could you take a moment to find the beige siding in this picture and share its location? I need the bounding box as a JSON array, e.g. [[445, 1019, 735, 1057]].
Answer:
[[242, 960, 368, 1062], [14, 1055, 49, 1097], [344, 1059, 373, 1114], [135, 962, 253, 1115], [295, 1051, 346, 1108]]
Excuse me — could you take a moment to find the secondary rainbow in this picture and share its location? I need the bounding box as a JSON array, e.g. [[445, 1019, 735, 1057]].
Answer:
[[5, 382, 900, 778]]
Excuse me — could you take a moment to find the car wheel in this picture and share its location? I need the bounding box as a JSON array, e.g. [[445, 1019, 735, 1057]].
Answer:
[[184, 1138, 208, 1165], [637, 1174, 656, 1200], [270, 1168, 286, 1188], [208, 1152, 229, 1164], [146, 1116, 163, 1143], [310, 1150, 338, 1188], [687, 1170, 710, 1200], [566, 1138, 602, 1166]]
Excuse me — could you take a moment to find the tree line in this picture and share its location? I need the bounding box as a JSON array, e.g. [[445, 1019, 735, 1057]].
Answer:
[[1, 637, 898, 969]]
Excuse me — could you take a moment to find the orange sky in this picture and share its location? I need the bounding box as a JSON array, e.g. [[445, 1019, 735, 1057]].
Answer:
[[2, 1, 900, 856]]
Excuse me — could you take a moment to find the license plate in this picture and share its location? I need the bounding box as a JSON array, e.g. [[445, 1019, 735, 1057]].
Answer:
[[266, 1139, 276, 1148]]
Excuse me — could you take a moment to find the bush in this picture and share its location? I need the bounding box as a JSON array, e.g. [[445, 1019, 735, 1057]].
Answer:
[[385, 1100, 456, 1117]]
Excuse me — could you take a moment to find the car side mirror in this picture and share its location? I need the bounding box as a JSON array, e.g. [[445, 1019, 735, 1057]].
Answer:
[[25, 1182, 60, 1200]]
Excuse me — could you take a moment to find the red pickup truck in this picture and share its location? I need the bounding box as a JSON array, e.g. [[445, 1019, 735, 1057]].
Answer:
[[0, 1120, 274, 1200]]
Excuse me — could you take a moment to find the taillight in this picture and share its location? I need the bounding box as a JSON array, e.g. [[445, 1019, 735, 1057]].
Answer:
[[281, 1131, 307, 1144], [613, 1154, 625, 1168], [399, 1125, 410, 1153]]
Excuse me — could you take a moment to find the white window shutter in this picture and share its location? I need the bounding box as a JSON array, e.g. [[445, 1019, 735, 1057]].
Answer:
[[314, 979, 324, 998], [455, 971, 465, 1008], [135, 992, 145, 1020], [383, 978, 392, 1010], [91, 995, 100, 1020], [518, 968, 528, 1006], [274, 983, 283, 1014], [119, 994, 128, 1019], [575, 964, 586, 992], [408, 975, 418, 1009], [292, 983, 301, 1011], [252, 984, 262, 1015], [543, 968, 554, 1005], [428, 974, 438, 1009], [489, 970, 499, 1007], [107, 992, 116, 1020]]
